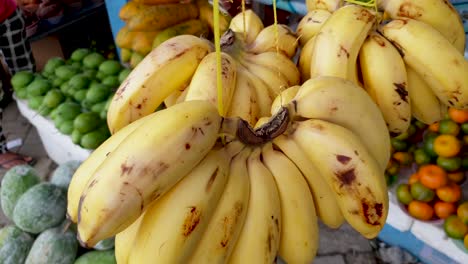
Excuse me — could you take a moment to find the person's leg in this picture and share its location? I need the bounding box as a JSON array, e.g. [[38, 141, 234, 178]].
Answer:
[[0, 8, 35, 74]]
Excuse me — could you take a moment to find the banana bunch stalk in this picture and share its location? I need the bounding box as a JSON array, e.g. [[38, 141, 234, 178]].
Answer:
[[108, 9, 300, 133], [68, 76, 390, 263], [298, 0, 468, 135]]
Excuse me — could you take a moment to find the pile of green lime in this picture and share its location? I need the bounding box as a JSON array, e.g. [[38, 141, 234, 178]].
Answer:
[[10, 48, 132, 150]]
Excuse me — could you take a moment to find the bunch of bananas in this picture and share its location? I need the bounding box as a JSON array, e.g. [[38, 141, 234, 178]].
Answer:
[[298, 0, 468, 135], [67, 75, 389, 264], [107, 9, 299, 134], [115, 0, 231, 68]]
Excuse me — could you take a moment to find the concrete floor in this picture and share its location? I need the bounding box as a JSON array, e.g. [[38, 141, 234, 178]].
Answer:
[[0, 101, 416, 264]]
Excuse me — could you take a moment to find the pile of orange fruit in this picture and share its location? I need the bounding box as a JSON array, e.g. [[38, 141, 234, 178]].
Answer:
[[394, 107, 468, 250]]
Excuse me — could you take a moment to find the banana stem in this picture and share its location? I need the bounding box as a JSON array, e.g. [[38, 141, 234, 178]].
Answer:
[[234, 107, 290, 146]]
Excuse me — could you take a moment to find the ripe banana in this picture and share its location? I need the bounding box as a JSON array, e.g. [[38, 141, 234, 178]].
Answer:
[[310, 4, 376, 85], [152, 19, 209, 49], [67, 112, 156, 223], [185, 52, 237, 116], [377, 0, 466, 53], [107, 35, 213, 133], [298, 36, 316, 82], [359, 32, 411, 134], [380, 18, 468, 109], [242, 51, 301, 87], [290, 119, 389, 239], [270, 85, 299, 116], [296, 9, 331, 46], [229, 9, 264, 44], [247, 24, 299, 58], [77, 100, 222, 247], [239, 58, 290, 99], [406, 65, 444, 124], [236, 65, 273, 118], [228, 148, 281, 264], [164, 86, 185, 107], [306, 0, 343, 12], [288, 76, 391, 172], [189, 147, 251, 263], [262, 143, 319, 264], [226, 66, 260, 125], [115, 213, 145, 264], [128, 148, 229, 263], [273, 135, 344, 229]]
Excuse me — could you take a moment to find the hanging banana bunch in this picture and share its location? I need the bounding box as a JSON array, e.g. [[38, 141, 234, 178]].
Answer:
[[298, 0, 468, 133], [107, 10, 299, 133]]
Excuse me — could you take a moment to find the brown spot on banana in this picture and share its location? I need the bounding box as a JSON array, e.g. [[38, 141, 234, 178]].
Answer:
[[185, 143, 191, 150], [205, 168, 219, 192], [393, 83, 409, 102], [183, 206, 201, 237], [397, 2, 423, 19], [442, 0, 456, 11], [336, 155, 352, 165], [335, 168, 357, 186], [371, 34, 386, 47], [355, 8, 375, 23], [220, 202, 244, 248], [361, 199, 384, 226], [338, 45, 350, 58], [123, 181, 145, 212], [121, 162, 134, 175]]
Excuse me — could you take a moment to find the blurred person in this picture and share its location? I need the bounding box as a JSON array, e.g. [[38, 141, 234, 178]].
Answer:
[[0, 0, 36, 169]]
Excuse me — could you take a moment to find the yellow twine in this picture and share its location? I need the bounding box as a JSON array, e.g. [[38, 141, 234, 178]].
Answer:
[[213, 0, 224, 116]]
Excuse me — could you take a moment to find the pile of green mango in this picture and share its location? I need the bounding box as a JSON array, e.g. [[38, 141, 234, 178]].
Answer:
[[10, 48, 131, 150]]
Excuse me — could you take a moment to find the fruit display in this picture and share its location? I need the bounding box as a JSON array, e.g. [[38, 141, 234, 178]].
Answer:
[[297, 0, 467, 134], [10, 48, 130, 150], [59, 0, 468, 262], [115, 0, 232, 68], [0, 163, 117, 264]]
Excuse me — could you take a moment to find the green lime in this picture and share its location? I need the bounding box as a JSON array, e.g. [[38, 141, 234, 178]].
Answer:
[[54, 115, 66, 129], [71, 130, 82, 145], [86, 84, 110, 104], [80, 129, 109, 149], [98, 60, 122, 76], [410, 182, 435, 202], [43, 57, 65, 74], [437, 156, 462, 172], [391, 138, 408, 152], [15, 88, 27, 99], [95, 71, 106, 81], [54, 65, 78, 81], [83, 53, 105, 69], [82, 69, 97, 80], [11, 71, 34, 89], [71, 48, 91, 62], [414, 148, 431, 165], [68, 74, 91, 91], [55, 102, 82, 120], [439, 119, 460, 136], [461, 123, 468, 134], [42, 89, 65, 109], [58, 120, 74, 135], [397, 184, 414, 205], [74, 112, 101, 134], [423, 135, 438, 158], [91, 101, 107, 113], [118, 68, 131, 83], [101, 76, 119, 88], [120, 48, 132, 63], [26, 79, 51, 96], [444, 215, 468, 239], [73, 90, 87, 103], [27, 96, 44, 110], [38, 106, 52, 116]]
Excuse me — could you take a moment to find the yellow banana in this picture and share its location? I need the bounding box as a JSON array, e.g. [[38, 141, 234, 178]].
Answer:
[[289, 77, 391, 172], [152, 19, 209, 49], [164, 87, 184, 107], [298, 36, 316, 83], [114, 213, 145, 264], [380, 18, 468, 109], [128, 148, 229, 263], [310, 4, 376, 85], [270, 85, 299, 116], [247, 24, 298, 58], [406, 65, 444, 124], [107, 35, 213, 133], [378, 0, 466, 53], [359, 32, 411, 134], [189, 147, 251, 263], [67, 112, 156, 223], [237, 65, 274, 118], [273, 135, 344, 229], [296, 9, 331, 46], [185, 52, 237, 116], [306, 0, 343, 12], [239, 59, 290, 99], [229, 9, 264, 44], [262, 143, 319, 264], [290, 119, 388, 239], [226, 66, 260, 125], [228, 148, 281, 264], [242, 51, 301, 87], [77, 100, 222, 247]]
